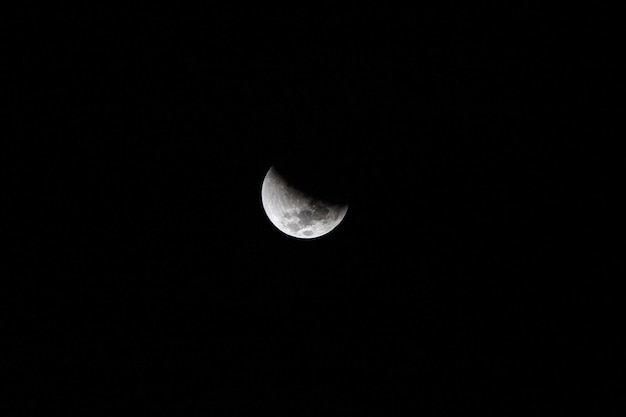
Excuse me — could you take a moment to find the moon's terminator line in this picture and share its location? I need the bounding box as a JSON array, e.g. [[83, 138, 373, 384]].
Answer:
[[261, 166, 348, 239]]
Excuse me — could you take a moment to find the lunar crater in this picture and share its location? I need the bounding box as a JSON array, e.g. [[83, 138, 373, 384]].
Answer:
[[261, 166, 348, 239]]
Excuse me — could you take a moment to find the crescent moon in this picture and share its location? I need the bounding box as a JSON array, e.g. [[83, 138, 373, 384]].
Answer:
[[261, 166, 349, 239]]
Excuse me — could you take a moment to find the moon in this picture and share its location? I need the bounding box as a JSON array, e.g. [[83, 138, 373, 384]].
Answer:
[[261, 166, 349, 239]]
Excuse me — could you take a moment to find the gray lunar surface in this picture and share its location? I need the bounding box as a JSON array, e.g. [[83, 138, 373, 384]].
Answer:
[[261, 166, 348, 239]]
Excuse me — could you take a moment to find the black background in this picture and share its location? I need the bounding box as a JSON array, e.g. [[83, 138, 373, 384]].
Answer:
[[7, 6, 622, 415]]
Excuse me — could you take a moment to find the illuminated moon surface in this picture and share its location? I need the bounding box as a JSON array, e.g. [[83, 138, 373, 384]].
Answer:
[[261, 166, 348, 239]]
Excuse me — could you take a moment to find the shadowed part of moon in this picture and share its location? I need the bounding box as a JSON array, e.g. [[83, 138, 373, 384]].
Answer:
[[261, 166, 348, 239]]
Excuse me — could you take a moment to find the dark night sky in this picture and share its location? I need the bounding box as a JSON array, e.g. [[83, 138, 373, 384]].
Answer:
[[7, 6, 621, 415]]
